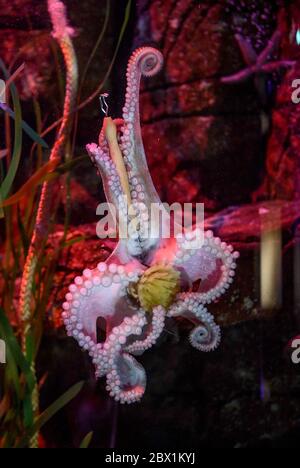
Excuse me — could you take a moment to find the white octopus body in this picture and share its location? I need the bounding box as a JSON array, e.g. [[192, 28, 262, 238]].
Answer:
[[63, 47, 239, 404]]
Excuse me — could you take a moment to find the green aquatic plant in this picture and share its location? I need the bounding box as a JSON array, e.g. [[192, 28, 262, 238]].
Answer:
[[0, 0, 133, 448], [19, 1, 79, 447]]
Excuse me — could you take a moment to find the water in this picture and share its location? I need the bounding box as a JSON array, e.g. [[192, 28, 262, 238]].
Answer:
[[0, 0, 300, 450]]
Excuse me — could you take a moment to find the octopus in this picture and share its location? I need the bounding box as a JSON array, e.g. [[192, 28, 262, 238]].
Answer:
[[62, 47, 239, 404]]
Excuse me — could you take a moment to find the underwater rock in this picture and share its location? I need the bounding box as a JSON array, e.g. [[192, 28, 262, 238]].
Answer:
[[0, 0, 112, 104], [134, 0, 278, 210], [0, 0, 46, 24], [0, 29, 53, 100], [255, 61, 300, 200], [0, 0, 55, 99], [247, 3, 300, 201]]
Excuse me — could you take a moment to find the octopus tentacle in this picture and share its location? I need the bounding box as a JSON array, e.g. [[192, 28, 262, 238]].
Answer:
[[87, 118, 129, 226], [125, 306, 166, 354], [62, 262, 143, 348], [92, 310, 146, 377], [168, 296, 221, 352], [62, 262, 151, 403], [94, 311, 147, 404], [151, 229, 239, 304], [192, 231, 239, 304], [119, 47, 165, 256], [87, 143, 124, 211], [88, 138, 148, 258], [106, 353, 147, 404], [150, 227, 204, 266], [88, 48, 165, 259]]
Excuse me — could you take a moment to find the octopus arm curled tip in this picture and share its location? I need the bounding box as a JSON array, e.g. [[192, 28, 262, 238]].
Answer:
[[168, 298, 221, 352], [121, 48, 164, 207]]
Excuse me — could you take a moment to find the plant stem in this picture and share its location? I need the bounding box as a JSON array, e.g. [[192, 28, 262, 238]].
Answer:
[[18, 2, 78, 448]]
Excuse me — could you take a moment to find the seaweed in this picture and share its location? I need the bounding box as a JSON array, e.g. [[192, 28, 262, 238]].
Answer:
[[0, 0, 132, 448]]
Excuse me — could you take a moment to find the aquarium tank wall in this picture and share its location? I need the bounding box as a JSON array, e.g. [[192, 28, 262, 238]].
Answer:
[[0, 0, 300, 451]]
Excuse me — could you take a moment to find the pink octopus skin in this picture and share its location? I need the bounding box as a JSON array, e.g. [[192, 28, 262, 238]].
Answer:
[[62, 47, 239, 404]]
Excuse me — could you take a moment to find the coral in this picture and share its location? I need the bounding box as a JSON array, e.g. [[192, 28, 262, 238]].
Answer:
[[62, 47, 238, 404]]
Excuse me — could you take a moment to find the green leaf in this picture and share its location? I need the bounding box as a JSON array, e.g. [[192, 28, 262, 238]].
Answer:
[[0, 155, 89, 208], [25, 332, 35, 363], [0, 159, 59, 208], [77, 0, 132, 110], [23, 392, 34, 429], [55, 155, 89, 174], [0, 191, 4, 219], [32, 381, 84, 434], [17, 381, 84, 447], [0, 60, 23, 200], [80, 0, 110, 90], [0, 307, 35, 392], [80, 431, 93, 448], [0, 103, 48, 149], [4, 346, 21, 399]]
